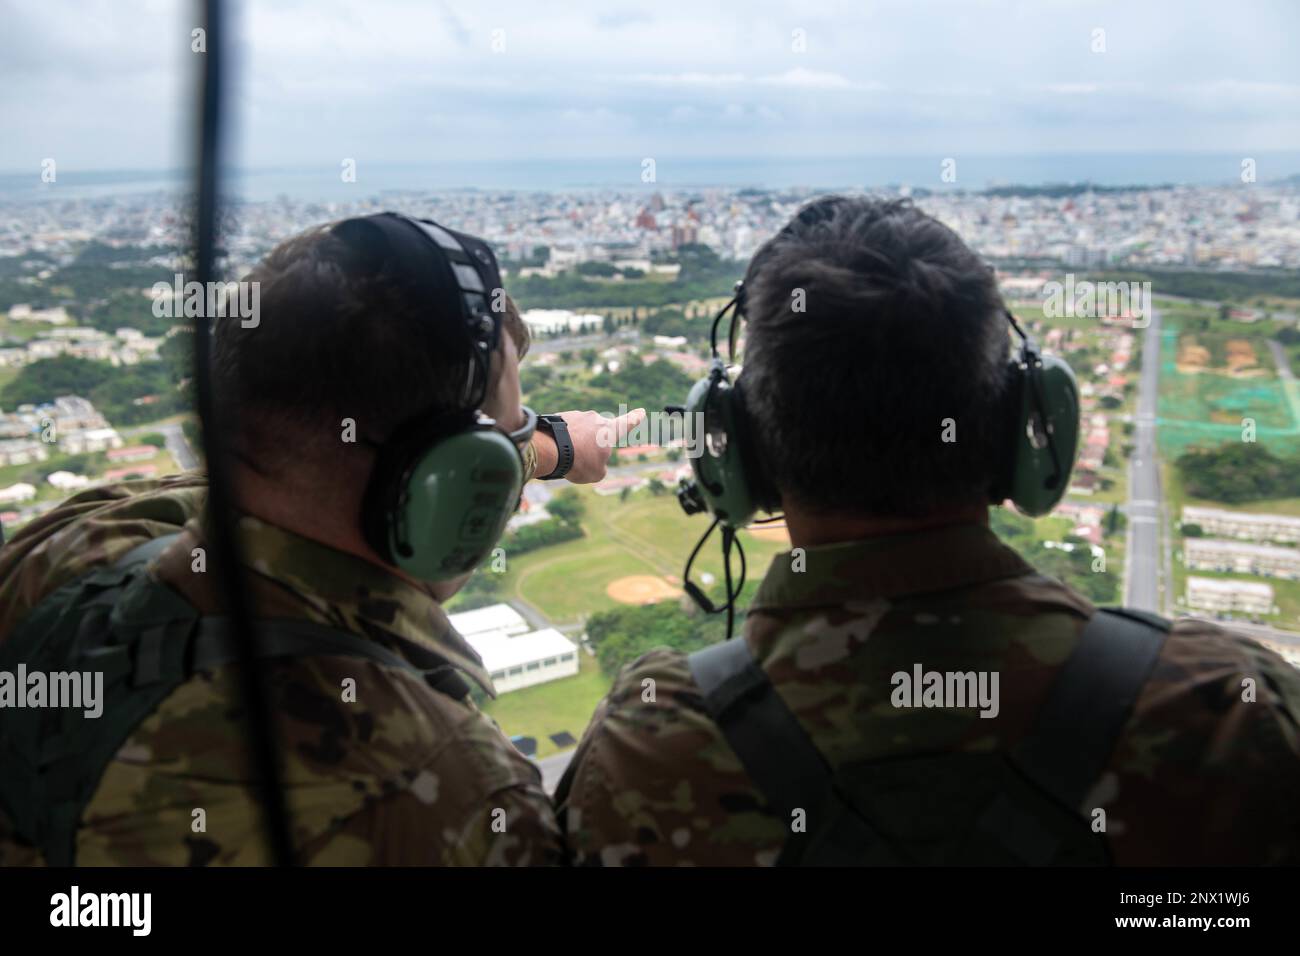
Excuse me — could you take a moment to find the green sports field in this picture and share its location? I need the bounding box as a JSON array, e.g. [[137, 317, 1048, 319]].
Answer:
[[1157, 319, 1300, 459], [500, 485, 792, 628]]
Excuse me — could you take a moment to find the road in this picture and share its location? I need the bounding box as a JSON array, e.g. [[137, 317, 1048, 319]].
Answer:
[[1267, 337, 1300, 415], [121, 420, 200, 471], [1123, 308, 1164, 612], [536, 751, 575, 794], [159, 422, 199, 471]]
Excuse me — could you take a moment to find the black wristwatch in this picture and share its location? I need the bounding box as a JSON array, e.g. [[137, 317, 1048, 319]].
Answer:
[[536, 414, 575, 480]]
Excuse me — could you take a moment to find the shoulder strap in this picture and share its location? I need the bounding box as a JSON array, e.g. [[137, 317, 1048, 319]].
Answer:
[[688, 607, 1171, 866], [687, 638, 892, 864], [688, 639, 830, 816], [1010, 607, 1170, 814]]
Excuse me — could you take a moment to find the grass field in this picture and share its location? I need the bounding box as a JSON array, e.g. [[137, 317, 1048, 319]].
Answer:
[[481, 652, 609, 758], [500, 485, 791, 628], [0, 317, 52, 343], [478, 484, 792, 751], [1157, 319, 1300, 458]]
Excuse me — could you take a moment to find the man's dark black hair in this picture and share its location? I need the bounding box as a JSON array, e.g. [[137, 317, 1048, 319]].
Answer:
[[741, 195, 1010, 517]]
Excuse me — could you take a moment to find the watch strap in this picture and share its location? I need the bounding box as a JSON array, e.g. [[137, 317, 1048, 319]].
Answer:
[[538, 415, 575, 480]]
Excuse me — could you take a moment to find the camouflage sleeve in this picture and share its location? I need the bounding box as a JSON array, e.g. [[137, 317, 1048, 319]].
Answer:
[[522, 438, 539, 483], [282, 665, 565, 866], [1098, 619, 1300, 865], [295, 780, 563, 866], [69, 654, 564, 867], [556, 647, 786, 866], [0, 475, 206, 638]]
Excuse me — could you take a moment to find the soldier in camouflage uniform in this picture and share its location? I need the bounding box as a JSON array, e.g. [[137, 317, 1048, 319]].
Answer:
[[0, 216, 639, 866], [555, 197, 1300, 866]]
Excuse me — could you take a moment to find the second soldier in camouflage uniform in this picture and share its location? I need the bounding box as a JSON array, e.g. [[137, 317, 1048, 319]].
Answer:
[[555, 197, 1300, 866]]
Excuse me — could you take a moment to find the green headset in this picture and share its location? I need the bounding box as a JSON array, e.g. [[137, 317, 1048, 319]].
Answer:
[[333, 212, 537, 583], [675, 274, 1081, 625]]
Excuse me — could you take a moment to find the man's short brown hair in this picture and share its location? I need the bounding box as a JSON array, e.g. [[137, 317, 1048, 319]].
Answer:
[[212, 222, 528, 473]]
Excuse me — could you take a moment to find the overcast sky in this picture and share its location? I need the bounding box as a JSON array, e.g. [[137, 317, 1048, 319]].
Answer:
[[2, 0, 1298, 175]]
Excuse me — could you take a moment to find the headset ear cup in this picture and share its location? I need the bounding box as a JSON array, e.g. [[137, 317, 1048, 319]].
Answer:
[[388, 428, 523, 582], [685, 370, 758, 528], [1004, 353, 1080, 517], [361, 418, 522, 581]]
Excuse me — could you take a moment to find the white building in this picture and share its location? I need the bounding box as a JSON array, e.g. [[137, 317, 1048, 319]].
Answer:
[[47, 470, 91, 491], [61, 427, 123, 455], [470, 628, 579, 693], [0, 482, 37, 504], [450, 604, 530, 639], [1186, 576, 1275, 616], [1184, 538, 1300, 580], [6, 304, 70, 324], [448, 604, 580, 694], [0, 440, 49, 467], [520, 309, 605, 335], [1182, 506, 1300, 545]]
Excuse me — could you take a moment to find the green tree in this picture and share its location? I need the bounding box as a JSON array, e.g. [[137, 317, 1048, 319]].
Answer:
[[547, 487, 586, 525], [1177, 443, 1300, 503]]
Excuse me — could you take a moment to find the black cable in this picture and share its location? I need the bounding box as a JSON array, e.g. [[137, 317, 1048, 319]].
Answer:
[[1005, 309, 1064, 487], [193, 0, 295, 866], [722, 528, 735, 639], [682, 518, 720, 612], [727, 302, 742, 362], [684, 519, 750, 638], [732, 531, 747, 601], [709, 293, 739, 356]]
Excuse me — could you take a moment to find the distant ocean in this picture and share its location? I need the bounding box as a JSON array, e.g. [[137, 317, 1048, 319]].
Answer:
[[2, 153, 1299, 202]]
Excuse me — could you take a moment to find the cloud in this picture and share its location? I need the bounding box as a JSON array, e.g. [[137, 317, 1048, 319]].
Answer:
[[1042, 83, 1103, 95], [625, 72, 746, 87], [756, 69, 877, 91], [2, 0, 1299, 171]]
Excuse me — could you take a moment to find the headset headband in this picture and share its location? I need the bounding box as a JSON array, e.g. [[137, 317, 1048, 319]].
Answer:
[[331, 211, 504, 408]]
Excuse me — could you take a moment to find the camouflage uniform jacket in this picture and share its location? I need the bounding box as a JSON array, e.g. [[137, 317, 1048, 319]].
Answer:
[[0, 471, 561, 865], [555, 523, 1300, 865]]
